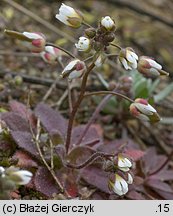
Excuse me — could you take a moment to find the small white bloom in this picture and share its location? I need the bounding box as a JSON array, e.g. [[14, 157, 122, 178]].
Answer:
[[75, 36, 91, 52], [109, 174, 128, 196], [94, 54, 106, 67], [23, 32, 44, 40], [101, 16, 115, 30], [118, 154, 132, 172], [119, 48, 138, 70], [130, 98, 160, 123], [0, 166, 5, 177], [61, 59, 86, 80], [10, 170, 33, 185], [41, 46, 62, 64], [137, 56, 169, 78], [55, 3, 83, 28], [127, 173, 133, 184], [22, 32, 46, 53]]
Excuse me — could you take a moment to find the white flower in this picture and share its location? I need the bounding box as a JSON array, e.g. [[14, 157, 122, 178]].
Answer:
[[0, 166, 5, 177], [41, 46, 62, 64], [9, 170, 33, 185], [127, 173, 133, 184], [137, 56, 169, 78], [101, 16, 115, 30], [130, 98, 160, 123], [55, 3, 83, 28], [109, 174, 128, 196], [119, 47, 138, 70], [75, 36, 91, 52], [118, 154, 132, 172], [22, 32, 46, 53], [61, 59, 86, 80], [94, 54, 106, 67]]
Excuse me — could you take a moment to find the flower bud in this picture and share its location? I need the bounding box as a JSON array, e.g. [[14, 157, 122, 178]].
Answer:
[[103, 32, 115, 43], [85, 28, 96, 38], [108, 173, 128, 196], [127, 173, 133, 184], [117, 154, 132, 172], [137, 56, 169, 78], [61, 59, 86, 80], [75, 36, 91, 52], [119, 76, 133, 92], [93, 41, 103, 51], [130, 98, 160, 123], [41, 46, 62, 64], [55, 3, 83, 28], [5, 167, 33, 185], [119, 47, 138, 70], [101, 16, 115, 31], [22, 32, 46, 53]]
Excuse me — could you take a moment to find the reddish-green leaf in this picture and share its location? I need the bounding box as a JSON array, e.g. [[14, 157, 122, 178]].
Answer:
[[12, 150, 38, 168], [34, 103, 67, 140], [146, 179, 173, 193], [11, 131, 39, 158], [34, 167, 60, 198], [80, 166, 110, 194], [1, 112, 30, 132]]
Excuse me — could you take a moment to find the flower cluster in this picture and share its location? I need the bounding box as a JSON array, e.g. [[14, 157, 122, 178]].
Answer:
[[105, 154, 133, 196]]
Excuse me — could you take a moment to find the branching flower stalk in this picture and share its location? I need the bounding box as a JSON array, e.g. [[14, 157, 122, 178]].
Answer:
[[84, 91, 135, 103], [65, 62, 96, 153]]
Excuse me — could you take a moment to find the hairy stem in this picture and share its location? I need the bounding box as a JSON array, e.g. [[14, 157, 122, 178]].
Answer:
[[65, 152, 113, 169], [46, 42, 76, 59], [65, 62, 95, 153], [84, 91, 134, 103]]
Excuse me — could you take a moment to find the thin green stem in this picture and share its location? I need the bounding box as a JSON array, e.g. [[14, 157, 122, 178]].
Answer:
[[110, 43, 122, 50], [82, 21, 93, 28], [46, 42, 76, 59], [84, 91, 134, 103]]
